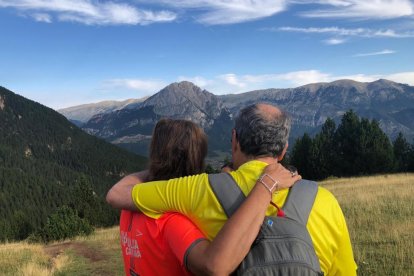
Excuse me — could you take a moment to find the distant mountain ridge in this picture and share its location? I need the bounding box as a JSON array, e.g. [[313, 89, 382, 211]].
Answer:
[[219, 79, 414, 138], [60, 79, 414, 158], [58, 97, 148, 125], [0, 86, 147, 241]]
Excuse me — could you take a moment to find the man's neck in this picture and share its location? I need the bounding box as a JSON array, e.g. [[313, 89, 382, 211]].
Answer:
[[254, 156, 278, 165], [234, 155, 278, 170]]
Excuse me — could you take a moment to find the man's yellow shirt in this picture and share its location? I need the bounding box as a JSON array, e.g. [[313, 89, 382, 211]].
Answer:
[[132, 160, 357, 275]]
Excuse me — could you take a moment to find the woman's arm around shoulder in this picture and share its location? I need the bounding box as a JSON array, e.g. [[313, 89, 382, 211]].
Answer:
[[187, 163, 301, 275], [106, 170, 148, 210]]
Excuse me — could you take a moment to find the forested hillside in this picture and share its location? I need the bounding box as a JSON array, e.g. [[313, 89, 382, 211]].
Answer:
[[0, 86, 147, 241]]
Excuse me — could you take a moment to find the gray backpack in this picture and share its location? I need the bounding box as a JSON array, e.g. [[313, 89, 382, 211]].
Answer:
[[209, 173, 323, 276]]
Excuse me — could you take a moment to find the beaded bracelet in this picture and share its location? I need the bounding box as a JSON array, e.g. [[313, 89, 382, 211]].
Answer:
[[258, 173, 279, 195]]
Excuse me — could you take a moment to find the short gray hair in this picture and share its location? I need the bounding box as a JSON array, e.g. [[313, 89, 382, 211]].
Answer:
[[234, 104, 291, 158]]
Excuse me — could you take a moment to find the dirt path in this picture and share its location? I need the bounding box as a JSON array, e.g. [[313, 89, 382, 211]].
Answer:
[[43, 241, 111, 275], [44, 241, 105, 262]]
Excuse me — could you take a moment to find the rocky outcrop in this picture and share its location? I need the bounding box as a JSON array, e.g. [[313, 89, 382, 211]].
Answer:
[[0, 95, 5, 111], [219, 79, 414, 139]]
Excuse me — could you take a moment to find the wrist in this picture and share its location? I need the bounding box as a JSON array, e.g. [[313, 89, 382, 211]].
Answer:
[[258, 173, 279, 195]]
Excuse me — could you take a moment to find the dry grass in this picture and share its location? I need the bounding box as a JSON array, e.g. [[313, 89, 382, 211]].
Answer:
[[321, 173, 414, 276], [1, 174, 413, 275], [0, 241, 51, 275], [0, 227, 121, 276]]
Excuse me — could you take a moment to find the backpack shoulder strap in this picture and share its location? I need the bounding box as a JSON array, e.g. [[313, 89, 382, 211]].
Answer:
[[208, 173, 245, 218], [282, 179, 319, 225], [209, 173, 319, 225]]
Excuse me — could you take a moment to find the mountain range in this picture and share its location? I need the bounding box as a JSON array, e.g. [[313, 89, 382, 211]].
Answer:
[[60, 79, 414, 159]]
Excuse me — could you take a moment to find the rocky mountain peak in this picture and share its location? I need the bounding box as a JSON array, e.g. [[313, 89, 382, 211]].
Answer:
[[168, 81, 201, 91], [145, 81, 213, 103], [329, 79, 367, 88], [82, 81, 230, 141], [373, 79, 397, 85], [368, 78, 405, 92], [141, 81, 224, 126]]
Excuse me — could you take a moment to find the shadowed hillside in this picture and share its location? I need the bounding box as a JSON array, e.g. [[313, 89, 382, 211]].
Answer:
[[0, 86, 147, 241]]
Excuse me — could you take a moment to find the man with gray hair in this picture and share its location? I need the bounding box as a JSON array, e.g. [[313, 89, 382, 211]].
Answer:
[[107, 103, 357, 275]]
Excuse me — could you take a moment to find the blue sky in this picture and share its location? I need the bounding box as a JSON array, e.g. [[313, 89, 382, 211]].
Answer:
[[0, 0, 413, 109]]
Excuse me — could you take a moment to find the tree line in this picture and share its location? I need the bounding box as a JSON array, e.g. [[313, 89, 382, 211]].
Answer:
[[289, 110, 414, 180]]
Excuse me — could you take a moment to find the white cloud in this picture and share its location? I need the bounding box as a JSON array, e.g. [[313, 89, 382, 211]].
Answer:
[[179, 70, 333, 94], [0, 0, 176, 25], [299, 0, 414, 19], [241, 70, 332, 86], [32, 12, 52, 23], [104, 79, 166, 94], [152, 0, 288, 25], [324, 37, 346, 44], [353, 49, 396, 57], [274, 70, 332, 85], [333, 73, 379, 82], [276, 26, 414, 38], [386, 72, 414, 85], [218, 73, 246, 88], [332, 72, 414, 85], [2, 0, 414, 26]]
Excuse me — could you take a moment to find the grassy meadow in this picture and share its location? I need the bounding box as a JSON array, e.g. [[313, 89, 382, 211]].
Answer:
[[321, 173, 414, 276], [0, 227, 124, 276], [1, 173, 413, 275]]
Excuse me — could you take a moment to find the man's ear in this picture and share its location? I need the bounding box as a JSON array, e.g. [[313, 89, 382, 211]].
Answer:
[[277, 142, 288, 161], [231, 129, 238, 153]]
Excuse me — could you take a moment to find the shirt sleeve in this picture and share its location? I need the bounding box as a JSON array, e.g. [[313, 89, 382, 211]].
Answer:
[[162, 213, 207, 268], [131, 174, 209, 219]]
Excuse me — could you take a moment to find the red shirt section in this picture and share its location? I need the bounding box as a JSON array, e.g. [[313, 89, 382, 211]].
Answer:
[[120, 210, 206, 276]]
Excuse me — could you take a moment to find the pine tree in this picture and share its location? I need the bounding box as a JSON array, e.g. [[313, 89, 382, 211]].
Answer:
[[290, 133, 313, 179], [334, 110, 364, 176], [70, 176, 98, 218], [310, 118, 337, 180], [393, 133, 412, 172], [359, 119, 393, 174]]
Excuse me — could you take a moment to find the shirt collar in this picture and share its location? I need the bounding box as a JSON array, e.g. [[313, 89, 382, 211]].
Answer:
[[237, 160, 268, 174]]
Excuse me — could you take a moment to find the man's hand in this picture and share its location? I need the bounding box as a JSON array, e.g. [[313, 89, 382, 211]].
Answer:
[[106, 170, 149, 210]]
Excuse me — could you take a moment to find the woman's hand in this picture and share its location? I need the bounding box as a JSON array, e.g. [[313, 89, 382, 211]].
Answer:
[[221, 162, 234, 173], [260, 163, 301, 193]]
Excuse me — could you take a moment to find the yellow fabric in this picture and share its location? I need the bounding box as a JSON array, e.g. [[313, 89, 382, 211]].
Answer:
[[132, 160, 357, 275]]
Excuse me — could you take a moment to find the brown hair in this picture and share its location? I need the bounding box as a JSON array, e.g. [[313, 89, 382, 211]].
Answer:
[[148, 119, 208, 181]]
